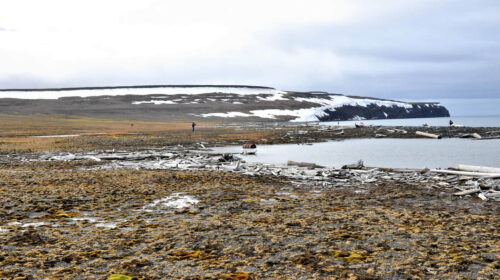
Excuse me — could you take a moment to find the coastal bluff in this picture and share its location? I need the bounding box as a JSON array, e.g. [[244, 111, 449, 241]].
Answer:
[[0, 85, 449, 122]]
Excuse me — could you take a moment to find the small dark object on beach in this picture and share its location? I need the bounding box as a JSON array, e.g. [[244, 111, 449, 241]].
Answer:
[[243, 143, 257, 149], [218, 153, 236, 162]]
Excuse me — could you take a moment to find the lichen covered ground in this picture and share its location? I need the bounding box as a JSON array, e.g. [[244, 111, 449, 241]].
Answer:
[[0, 160, 498, 279]]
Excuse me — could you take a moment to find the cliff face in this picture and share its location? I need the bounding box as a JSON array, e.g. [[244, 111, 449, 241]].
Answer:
[[0, 85, 450, 122], [319, 103, 450, 121]]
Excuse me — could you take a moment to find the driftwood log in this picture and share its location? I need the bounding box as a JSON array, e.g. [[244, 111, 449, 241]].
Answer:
[[459, 133, 482, 139], [454, 189, 481, 196], [478, 193, 488, 201], [342, 160, 364, 170], [430, 169, 500, 177], [242, 149, 256, 155], [415, 131, 442, 139], [287, 160, 324, 169], [334, 130, 344, 135], [471, 133, 482, 139], [451, 164, 500, 174]]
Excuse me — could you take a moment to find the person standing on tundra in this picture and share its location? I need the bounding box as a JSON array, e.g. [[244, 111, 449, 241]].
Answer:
[[192, 122, 196, 132]]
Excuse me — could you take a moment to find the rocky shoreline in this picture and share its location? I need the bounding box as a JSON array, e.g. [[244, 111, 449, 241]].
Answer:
[[1, 123, 499, 279], [1, 133, 499, 279], [7, 144, 500, 202]]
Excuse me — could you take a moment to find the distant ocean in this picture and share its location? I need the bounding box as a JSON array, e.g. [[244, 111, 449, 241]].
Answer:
[[321, 116, 500, 127]]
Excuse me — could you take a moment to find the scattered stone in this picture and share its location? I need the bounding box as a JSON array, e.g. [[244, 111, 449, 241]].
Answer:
[[1, 137, 498, 279]]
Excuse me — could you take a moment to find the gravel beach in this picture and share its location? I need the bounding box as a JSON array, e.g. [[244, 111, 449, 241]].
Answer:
[[1, 122, 499, 279]]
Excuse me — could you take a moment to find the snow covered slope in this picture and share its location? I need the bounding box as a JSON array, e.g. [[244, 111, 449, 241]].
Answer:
[[0, 85, 449, 121], [200, 93, 424, 122], [0, 85, 283, 99]]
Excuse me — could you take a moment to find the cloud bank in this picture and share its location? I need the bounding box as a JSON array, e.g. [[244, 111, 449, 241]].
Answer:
[[0, 0, 499, 115]]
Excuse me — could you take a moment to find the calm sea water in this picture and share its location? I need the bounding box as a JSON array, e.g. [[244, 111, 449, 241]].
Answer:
[[213, 138, 500, 169], [321, 116, 500, 127]]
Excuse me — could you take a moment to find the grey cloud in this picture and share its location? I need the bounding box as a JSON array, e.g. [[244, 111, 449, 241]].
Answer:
[[1, 1, 499, 116], [0, 74, 59, 89], [262, 0, 500, 103]]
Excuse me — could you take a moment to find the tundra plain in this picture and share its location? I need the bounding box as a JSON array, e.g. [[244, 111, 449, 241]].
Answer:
[[0, 114, 498, 280]]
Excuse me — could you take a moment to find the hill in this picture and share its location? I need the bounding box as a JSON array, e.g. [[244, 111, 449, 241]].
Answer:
[[0, 85, 449, 122]]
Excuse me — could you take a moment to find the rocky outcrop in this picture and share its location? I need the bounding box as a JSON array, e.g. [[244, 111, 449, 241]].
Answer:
[[319, 103, 450, 121]]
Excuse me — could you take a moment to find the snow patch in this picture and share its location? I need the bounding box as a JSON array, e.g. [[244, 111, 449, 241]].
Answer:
[[49, 153, 76, 161], [8, 221, 46, 228], [199, 108, 325, 122], [199, 95, 416, 122], [71, 217, 98, 223], [132, 100, 177, 105], [257, 92, 287, 101], [294, 96, 412, 109], [201, 112, 253, 118], [250, 108, 323, 122], [351, 115, 366, 121], [22, 222, 46, 228], [1, 86, 285, 100], [31, 134, 80, 138], [143, 193, 199, 211], [30, 133, 107, 138], [95, 222, 117, 228], [48, 153, 101, 161]]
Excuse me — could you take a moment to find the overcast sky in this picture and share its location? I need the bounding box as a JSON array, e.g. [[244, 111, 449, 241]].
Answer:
[[0, 0, 499, 115]]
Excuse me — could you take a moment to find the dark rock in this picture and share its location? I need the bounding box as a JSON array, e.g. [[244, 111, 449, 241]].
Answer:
[[319, 103, 450, 122], [342, 160, 364, 170], [218, 154, 238, 162]]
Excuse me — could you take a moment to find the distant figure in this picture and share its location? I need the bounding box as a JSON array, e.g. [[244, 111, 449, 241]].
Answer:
[[192, 122, 196, 132], [449, 120, 454, 126]]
